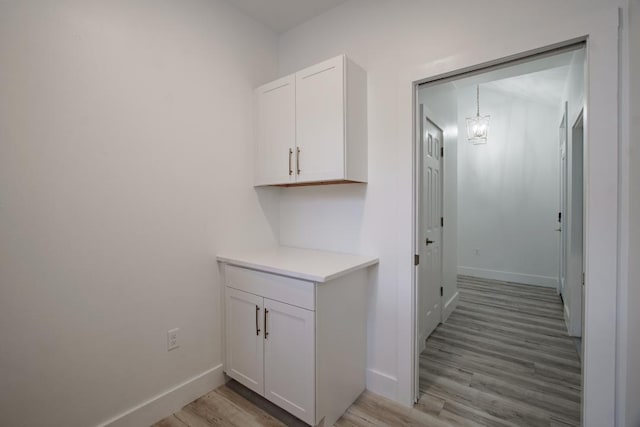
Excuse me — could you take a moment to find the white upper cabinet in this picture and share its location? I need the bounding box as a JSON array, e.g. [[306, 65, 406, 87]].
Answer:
[[255, 75, 296, 186], [254, 55, 367, 186]]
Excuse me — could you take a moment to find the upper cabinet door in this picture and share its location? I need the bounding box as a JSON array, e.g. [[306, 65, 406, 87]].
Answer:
[[255, 75, 296, 186], [295, 56, 345, 183]]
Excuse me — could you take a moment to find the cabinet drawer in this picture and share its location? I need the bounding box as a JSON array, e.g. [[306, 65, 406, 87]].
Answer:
[[224, 265, 315, 310]]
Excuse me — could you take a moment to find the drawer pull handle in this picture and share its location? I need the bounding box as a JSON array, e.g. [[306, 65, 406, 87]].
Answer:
[[255, 305, 260, 336], [264, 308, 269, 339], [296, 147, 301, 175]]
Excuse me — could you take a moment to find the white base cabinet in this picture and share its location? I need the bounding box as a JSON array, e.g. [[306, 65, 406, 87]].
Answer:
[[222, 263, 369, 427]]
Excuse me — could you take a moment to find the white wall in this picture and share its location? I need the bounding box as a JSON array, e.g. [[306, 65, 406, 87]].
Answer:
[[456, 86, 560, 287], [276, 0, 625, 412], [0, 1, 279, 426]]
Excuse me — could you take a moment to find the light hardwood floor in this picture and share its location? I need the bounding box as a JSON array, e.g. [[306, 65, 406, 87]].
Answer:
[[419, 276, 581, 427], [154, 276, 581, 427]]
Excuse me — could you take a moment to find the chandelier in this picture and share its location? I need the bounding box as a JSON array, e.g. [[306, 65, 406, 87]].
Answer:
[[466, 85, 490, 144]]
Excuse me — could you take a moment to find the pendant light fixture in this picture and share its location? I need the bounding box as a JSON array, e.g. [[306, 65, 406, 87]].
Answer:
[[466, 84, 490, 144]]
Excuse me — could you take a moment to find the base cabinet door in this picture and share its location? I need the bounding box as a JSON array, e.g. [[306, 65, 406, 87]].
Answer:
[[225, 288, 264, 395], [263, 298, 315, 425]]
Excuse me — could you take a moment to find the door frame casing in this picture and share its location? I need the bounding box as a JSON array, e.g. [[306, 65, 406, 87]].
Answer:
[[566, 109, 585, 337], [399, 9, 619, 426]]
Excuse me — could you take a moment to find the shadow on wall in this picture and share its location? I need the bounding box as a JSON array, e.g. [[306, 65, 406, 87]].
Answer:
[[255, 186, 282, 244], [278, 183, 368, 253]]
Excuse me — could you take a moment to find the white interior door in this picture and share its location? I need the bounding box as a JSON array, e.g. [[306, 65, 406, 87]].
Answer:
[[263, 298, 315, 425], [225, 287, 264, 395], [558, 108, 568, 296], [418, 115, 443, 345]]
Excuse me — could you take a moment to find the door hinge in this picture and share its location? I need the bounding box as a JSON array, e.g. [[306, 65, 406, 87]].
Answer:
[[582, 272, 585, 285], [441, 217, 444, 227], [414, 254, 419, 265], [441, 146, 444, 158], [440, 287, 443, 296]]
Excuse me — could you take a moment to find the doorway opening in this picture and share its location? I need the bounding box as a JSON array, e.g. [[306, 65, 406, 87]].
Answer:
[[413, 43, 586, 425]]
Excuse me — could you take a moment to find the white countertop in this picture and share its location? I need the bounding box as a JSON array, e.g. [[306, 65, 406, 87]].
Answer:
[[217, 246, 378, 283]]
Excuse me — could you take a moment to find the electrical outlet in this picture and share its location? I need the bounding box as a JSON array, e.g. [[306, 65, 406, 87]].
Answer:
[[167, 328, 180, 351]]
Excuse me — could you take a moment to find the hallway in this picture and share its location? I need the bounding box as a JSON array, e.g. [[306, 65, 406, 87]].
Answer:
[[418, 276, 582, 426]]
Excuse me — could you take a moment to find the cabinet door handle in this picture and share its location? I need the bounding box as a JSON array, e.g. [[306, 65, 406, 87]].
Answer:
[[288, 148, 293, 176], [296, 147, 301, 175], [255, 305, 260, 336], [264, 308, 269, 339]]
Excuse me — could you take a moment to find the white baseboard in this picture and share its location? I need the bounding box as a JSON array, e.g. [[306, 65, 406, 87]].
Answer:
[[419, 329, 427, 353], [99, 364, 225, 427], [443, 291, 459, 321], [457, 267, 558, 288], [366, 368, 398, 401], [564, 302, 571, 326]]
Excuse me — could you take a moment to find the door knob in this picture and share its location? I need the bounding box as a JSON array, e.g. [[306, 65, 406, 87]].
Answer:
[[426, 238, 434, 246]]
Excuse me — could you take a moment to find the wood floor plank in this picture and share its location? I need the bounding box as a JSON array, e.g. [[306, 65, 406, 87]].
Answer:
[[222, 381, 303, 426], [549, 415, 580, 427], [414, 392, 446, 417], [534, 361, 582, 387], [458, 282, 562, 301], [469, 371, 581, 420], [344, 390, 451, 427], [172, 409, 215, 427], [457, 287, 563, 308], [456, 300, 566, 327], [429, 328, 581, 370], [422, 348, 581, 401], [445, 314, 577, 351], [183, 389, 286, 427], [457, 275, 558, 296], [421, 371, 554, 427], [151, 415, 188, 427], [438, 321, 578, 358], [456, 289, 558, 306], [450, 310, 571, 338], [437, 400, 520, 427], [426, 335, 559, 374]]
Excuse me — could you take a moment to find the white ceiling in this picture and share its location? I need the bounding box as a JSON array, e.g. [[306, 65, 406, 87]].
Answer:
[[226, 0, 349, 33], [450, 50, 577, 106], [419, 49, 581, 124], [486, 66, 571, 106]]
